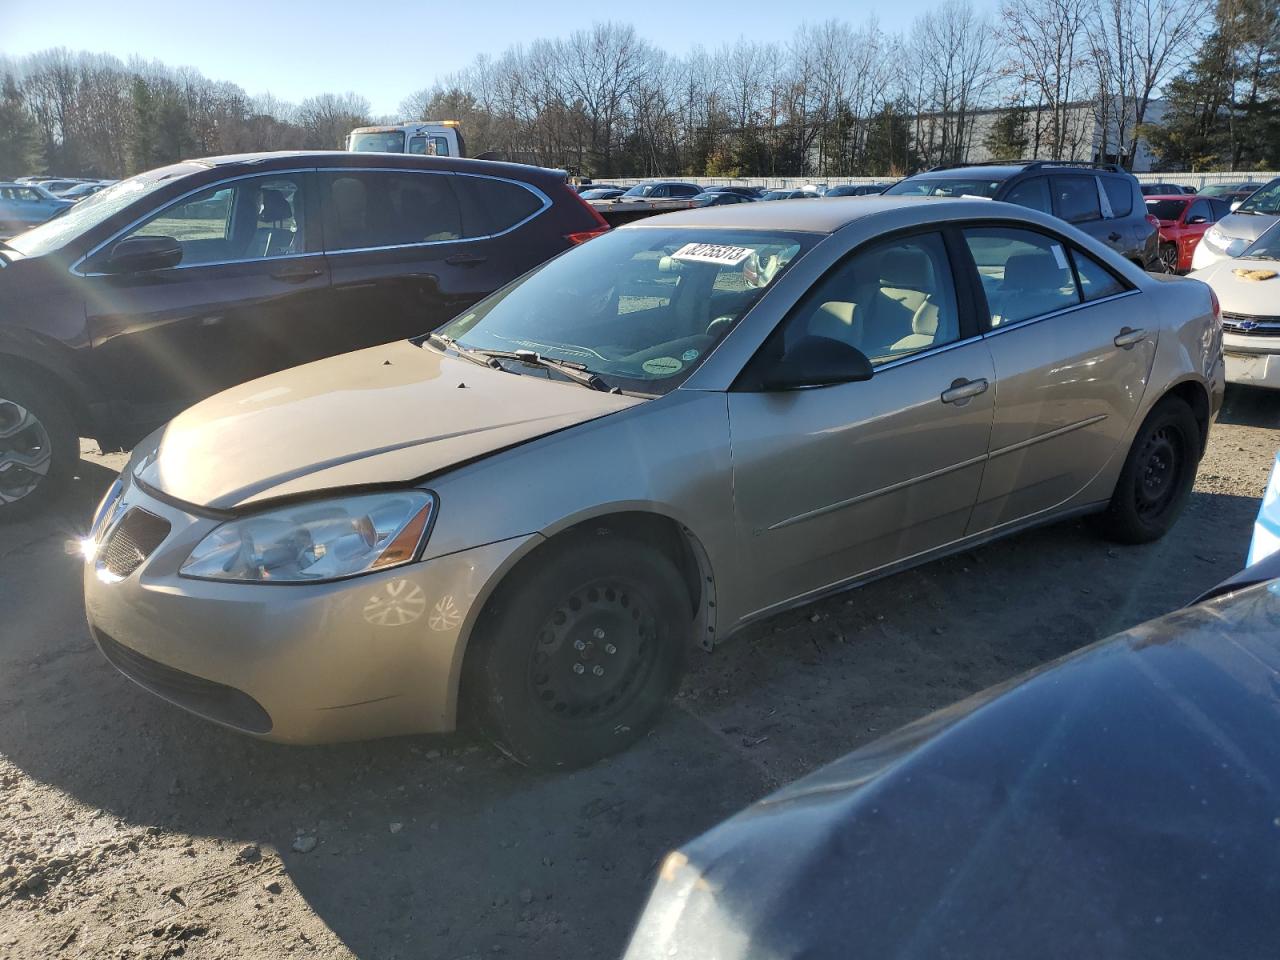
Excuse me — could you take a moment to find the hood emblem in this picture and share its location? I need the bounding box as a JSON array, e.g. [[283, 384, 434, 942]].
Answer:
[[1232, 268, 1277, 281]]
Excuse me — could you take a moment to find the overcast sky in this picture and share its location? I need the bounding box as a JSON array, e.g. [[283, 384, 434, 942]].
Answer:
[[0, 0, 995, 115]]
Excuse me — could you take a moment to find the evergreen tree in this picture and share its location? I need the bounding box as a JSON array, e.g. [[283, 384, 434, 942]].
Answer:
[[0, 74, 43, 178]]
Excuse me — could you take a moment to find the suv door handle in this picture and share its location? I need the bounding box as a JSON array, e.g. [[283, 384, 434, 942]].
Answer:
[[1108, 231, 1122, 242], [271, 265, 324, 282], [940, 378, 989, 405], [1114, 327, 1147, 349], [445, 253, 488, 266]]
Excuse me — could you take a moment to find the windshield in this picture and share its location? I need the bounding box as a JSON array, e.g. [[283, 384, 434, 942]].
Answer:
[[1145, 199, 1188, 222], [1236, 179, 1280, 215], [349, 131, 406, 152], [1200, 182, 1257, 198], [884, 177, 1003, 198], [435, 227, 816, 394], [1241, 221, 1280, 260], [621, 184, 657, 198], [6, 163, 203, 258]]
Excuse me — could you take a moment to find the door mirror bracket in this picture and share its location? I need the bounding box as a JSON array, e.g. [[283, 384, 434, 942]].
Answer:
[[760, 336, 875, 391], [102, 235, 183, 274]]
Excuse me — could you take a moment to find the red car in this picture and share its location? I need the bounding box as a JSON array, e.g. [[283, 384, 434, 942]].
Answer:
[[1144, 194, 1232, 273]]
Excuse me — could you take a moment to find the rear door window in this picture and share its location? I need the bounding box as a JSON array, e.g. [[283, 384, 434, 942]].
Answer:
[[452, 175, 545, 237], [1071, 249, 1127, 301], [320, 171, 461, 251], [963, 227, 1081, 326], [1003, 177, 1052, 214], [1101, 177, 1134, 217], [1052, 176, 1101, 223]]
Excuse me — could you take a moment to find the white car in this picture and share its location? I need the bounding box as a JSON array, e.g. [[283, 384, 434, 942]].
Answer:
[[1190, 220, 1280, 389], [1190, 177, 1280, 270]]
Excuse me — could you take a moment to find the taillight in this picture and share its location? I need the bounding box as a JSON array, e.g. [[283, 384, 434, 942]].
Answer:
[[1208, 286, 1221, 321], [565, 185, 610, 244]]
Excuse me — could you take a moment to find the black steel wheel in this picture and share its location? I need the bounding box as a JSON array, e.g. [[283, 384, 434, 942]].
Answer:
[[465, 534, 690, 768], [1097, 395, 1199, 544]]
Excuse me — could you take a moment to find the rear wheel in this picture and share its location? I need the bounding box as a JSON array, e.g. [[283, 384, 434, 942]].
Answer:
[[0, 368, 77, 522], [1097, 396, 1199, 544], [464, 536, 690, 769]]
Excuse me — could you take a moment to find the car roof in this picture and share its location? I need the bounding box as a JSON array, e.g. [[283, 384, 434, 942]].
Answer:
[[626, 195, 997, 234], [181, 150, 568, 184]]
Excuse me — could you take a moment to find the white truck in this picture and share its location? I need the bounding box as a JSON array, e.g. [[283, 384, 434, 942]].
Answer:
[[345, 121, 466, 157]]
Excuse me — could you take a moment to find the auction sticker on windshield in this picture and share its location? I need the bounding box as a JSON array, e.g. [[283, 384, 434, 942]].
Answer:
[[672, 242, 754, 265], [642, 357, 683, 376]]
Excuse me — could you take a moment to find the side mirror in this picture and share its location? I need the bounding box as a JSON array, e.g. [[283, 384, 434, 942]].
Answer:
[[104, 235, 182, 273], [1230, 201, 1242, 212], [1187, 215, 1208, 225], [761, 335, 874, 391]]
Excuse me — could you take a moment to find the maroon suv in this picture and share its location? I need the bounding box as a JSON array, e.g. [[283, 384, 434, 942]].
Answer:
[[0, 152, 608, 518]]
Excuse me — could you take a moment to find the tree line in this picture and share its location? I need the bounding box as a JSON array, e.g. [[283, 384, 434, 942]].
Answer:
[[0, 0, 1276, 182]]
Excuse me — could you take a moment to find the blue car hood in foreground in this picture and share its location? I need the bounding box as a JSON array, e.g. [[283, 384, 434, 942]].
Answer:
[[625, 579, 1280, 960]]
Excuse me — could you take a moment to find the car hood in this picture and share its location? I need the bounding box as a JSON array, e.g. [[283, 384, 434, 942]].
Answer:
[[1214, 211, 1279, 243], [135, 340, 643, 510], [1190, 255, 1280, 314], [624, 579, 1280, 960]]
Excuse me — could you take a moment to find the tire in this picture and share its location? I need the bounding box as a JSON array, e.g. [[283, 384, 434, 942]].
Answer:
[[1097, 396, 1200, 544], [0, 366, 78, 523], [1158, 242, 1180, 274], [464, 535, 691, 769]]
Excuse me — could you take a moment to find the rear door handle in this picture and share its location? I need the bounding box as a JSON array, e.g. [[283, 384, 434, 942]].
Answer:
[[1114, 327, 1147, 349], [445, 253, 487, 266], [1108, 232, 1122, 242], [271, 265, 324, 283], [940, 378, 989, 405]]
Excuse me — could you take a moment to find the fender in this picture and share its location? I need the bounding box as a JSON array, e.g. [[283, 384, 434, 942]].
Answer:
[[0, 327, 103, 434]]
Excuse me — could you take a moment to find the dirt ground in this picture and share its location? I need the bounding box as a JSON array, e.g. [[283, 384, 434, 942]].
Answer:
[[1, 386, 1276, 960]]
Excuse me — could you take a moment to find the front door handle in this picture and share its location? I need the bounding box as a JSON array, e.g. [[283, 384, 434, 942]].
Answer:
[[445, 253, 488, 266], [271, 265, 324, 283], [1114, 326, 1147, 349], [940, 378, 989, 405]]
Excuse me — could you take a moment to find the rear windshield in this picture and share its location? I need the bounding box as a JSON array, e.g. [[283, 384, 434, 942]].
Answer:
[[1145, 198, 1188, 221], [6, 162, 204, 258], [884, 178, 1002, 198], [349, 131, 406, 153], [436, 228, 817, 394], [1236, 179, 1280, 215]]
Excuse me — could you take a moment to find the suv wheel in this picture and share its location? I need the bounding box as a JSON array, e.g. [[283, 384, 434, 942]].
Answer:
[[0, 368, 77, 522]]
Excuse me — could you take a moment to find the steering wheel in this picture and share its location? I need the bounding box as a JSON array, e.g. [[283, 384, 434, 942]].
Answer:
[[706, 315, 736, 337]]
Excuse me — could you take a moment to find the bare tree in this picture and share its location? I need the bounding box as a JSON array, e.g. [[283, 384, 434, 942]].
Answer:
[[1001, 0, 1095, 159]]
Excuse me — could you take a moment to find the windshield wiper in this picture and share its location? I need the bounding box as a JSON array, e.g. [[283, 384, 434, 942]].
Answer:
[[479, 348, 620, 393], [425, 331, 506, 369]]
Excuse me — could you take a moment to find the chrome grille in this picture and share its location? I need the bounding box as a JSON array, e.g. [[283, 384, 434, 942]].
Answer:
[[100, 508, 170, 578], [1222, 312, 1280, 338]]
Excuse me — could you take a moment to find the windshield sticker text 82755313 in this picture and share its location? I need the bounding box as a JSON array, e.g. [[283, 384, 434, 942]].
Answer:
[[672, 242, 754, 266]]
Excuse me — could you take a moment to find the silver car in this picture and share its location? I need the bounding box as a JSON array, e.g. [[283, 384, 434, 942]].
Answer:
[[83, 197, 1225, 767], [1191, 177, 1280, 269], [0, 182, 71, 235]]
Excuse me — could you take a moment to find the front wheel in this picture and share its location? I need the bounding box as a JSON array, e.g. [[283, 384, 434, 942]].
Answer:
[[1096, 396, 1200, 544], [1159, 242, 1180, 274], [464, 536, 690, 769], [0, 368, 78, 522]]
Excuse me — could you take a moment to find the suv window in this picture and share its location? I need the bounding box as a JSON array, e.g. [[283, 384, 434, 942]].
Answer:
[[1003, 177, 1052, 214], [452, 175, 544, 237], [1052, 176, 1101, 223], [1101, 177, 1133, 217], [321, 171, 461, 251], [964, 227, 1079, 326], [784, 232, 960, 365], [120, 175, 306, 267], [408, 135, 450, 156], [670, 184, 701, 198]]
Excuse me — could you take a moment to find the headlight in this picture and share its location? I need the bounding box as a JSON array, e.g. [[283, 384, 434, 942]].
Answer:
[[1203, 226, 1224, 248], [180, 490, 436, 584]]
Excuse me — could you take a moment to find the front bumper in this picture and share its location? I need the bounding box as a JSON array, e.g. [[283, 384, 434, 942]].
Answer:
[[1224, 333, 1280, 389], [83, 480, 535, 743]]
